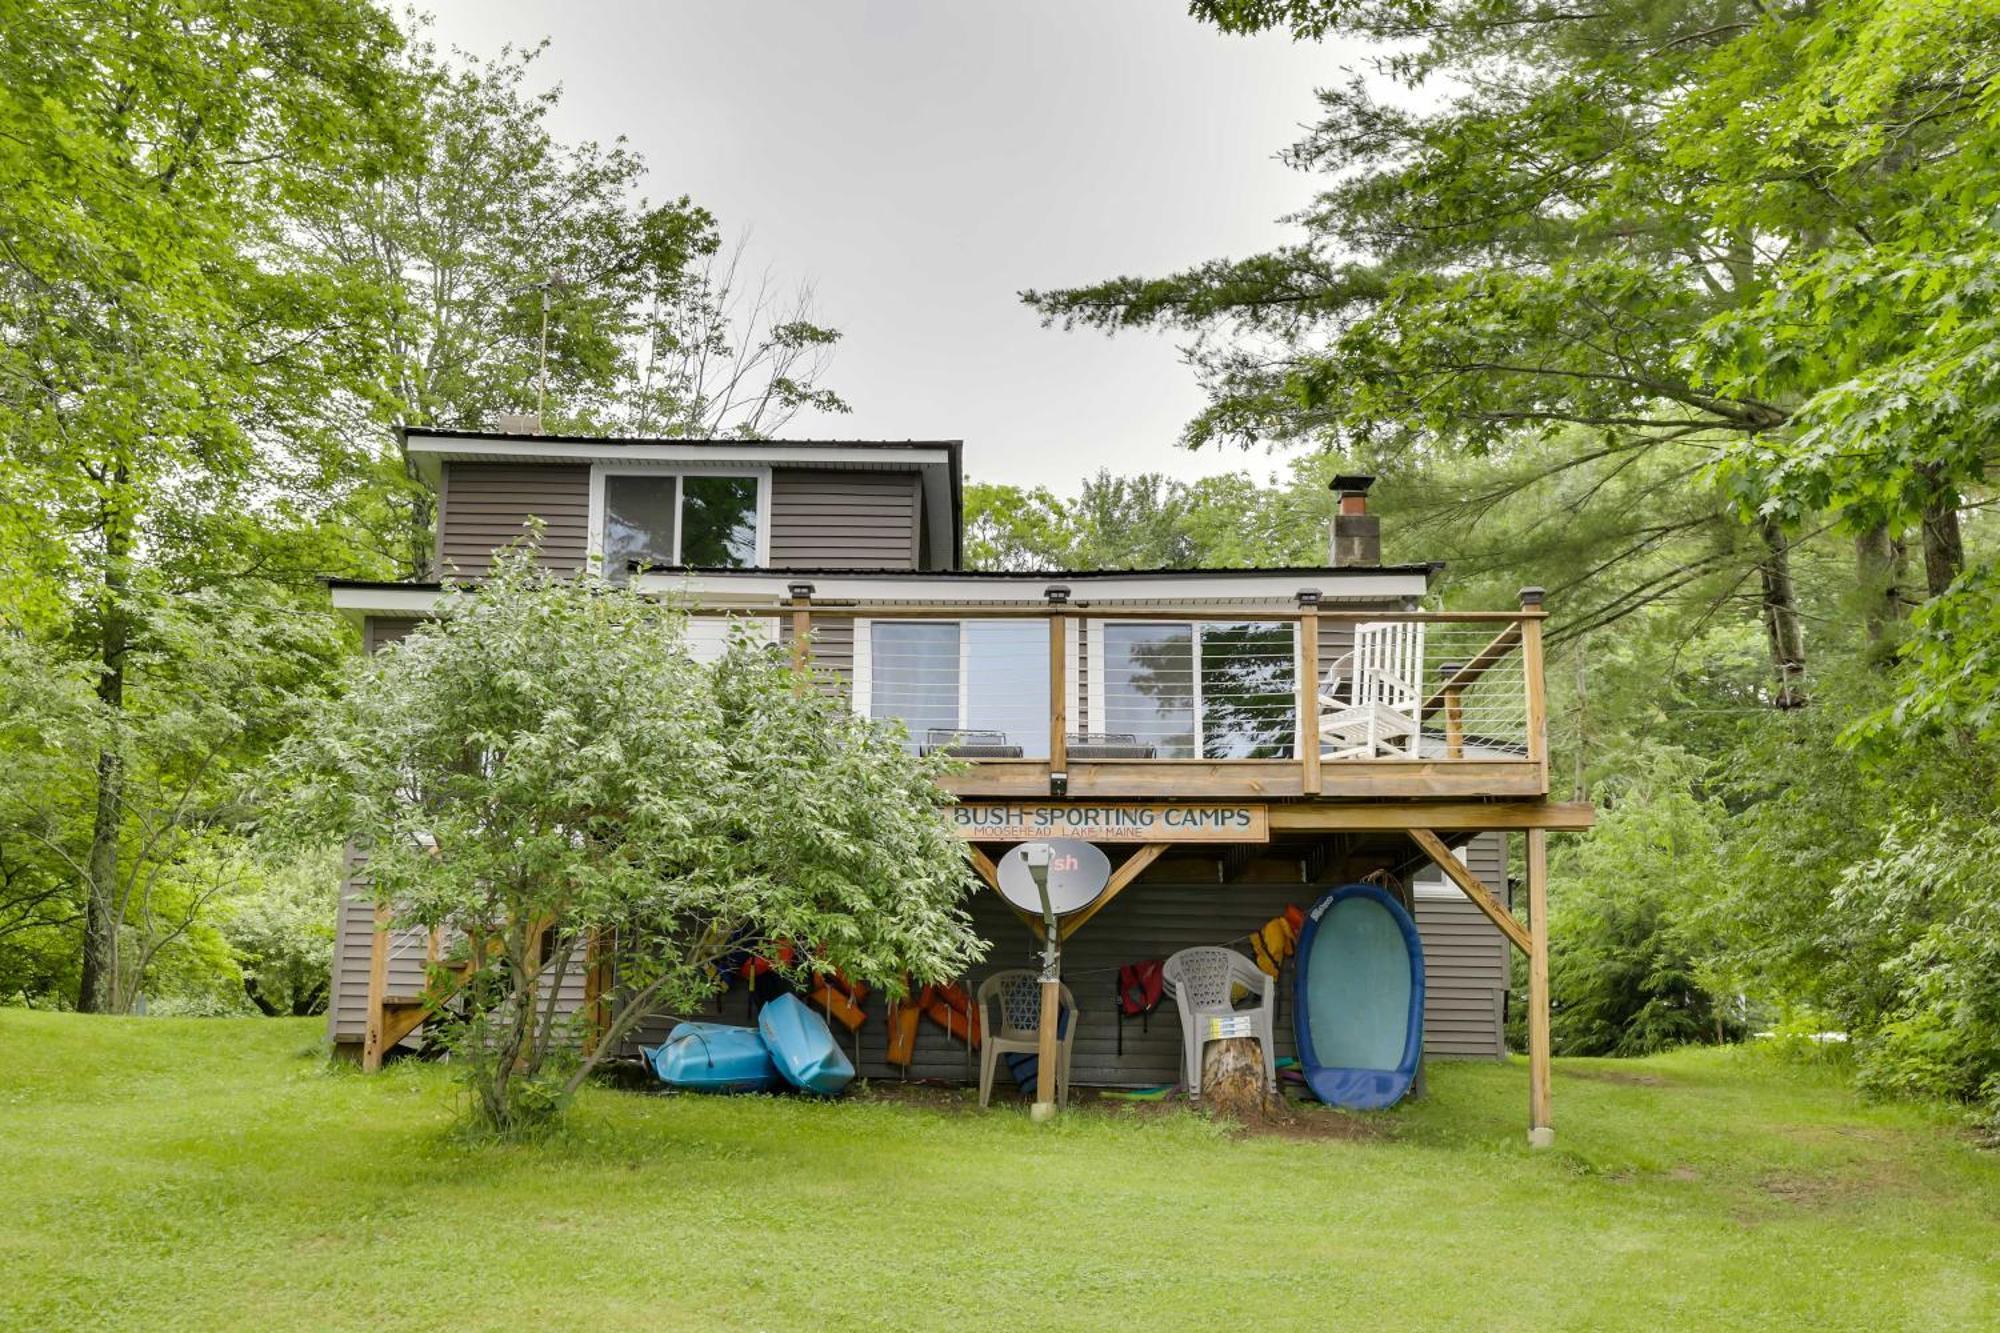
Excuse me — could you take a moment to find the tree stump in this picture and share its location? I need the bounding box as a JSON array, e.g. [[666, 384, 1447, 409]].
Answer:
[[1199, 1037, 1282, 1124]]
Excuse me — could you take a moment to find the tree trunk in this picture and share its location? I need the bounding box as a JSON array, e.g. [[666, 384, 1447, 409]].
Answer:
[[1853, 522, 1904, 656], [1758, 517, 1808, 708], [78, 462, 132, 1014], [1918, 477, 1965, 599], [1199, 1036, 1282, 1124]]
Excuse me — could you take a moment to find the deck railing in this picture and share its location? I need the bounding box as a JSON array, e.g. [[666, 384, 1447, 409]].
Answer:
[[696, 588, 1549, 801]]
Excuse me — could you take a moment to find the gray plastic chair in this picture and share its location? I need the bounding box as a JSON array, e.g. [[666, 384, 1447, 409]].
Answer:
[[976, 970, 1079, 1108], [1162, 947, 1276, 1101]]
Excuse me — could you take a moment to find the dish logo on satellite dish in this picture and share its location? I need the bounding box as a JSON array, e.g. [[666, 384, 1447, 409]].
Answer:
[[994, 838, 1112, 916]]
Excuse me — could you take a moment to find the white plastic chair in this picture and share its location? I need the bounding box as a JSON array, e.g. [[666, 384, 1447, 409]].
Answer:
[[976, 970, 1079, 1108], [1319, 621, 1425, 759], [1162, 947, 1276, 1101]]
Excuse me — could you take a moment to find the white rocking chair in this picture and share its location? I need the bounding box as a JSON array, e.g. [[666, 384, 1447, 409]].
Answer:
[[1319, 621, 1425, 759]]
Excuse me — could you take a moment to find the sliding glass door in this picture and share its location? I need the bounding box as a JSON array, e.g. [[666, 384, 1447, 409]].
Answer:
[[868, 620, 1051, 758], [1099, 621, 1296, 759]]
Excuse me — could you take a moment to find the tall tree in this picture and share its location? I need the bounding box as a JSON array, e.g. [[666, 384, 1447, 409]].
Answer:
[[302, 39, 847, 579], [1024, 0, 1969, 702], [0, 0, 414, 1010]]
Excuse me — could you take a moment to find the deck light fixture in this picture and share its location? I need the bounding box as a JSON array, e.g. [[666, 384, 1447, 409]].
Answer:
[[786, 581, 815, 601], [1295, 587, 1322, 607], [1043, 584, 1071, 605]]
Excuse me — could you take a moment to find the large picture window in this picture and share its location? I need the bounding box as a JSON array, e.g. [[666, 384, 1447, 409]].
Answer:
[[599, 472, 762, 578], [865, 619, 1051, 758], [1099, 621, 1296, 759]]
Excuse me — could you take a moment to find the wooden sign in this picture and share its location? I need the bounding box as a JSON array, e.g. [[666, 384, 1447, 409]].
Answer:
[[950, 802, 1269, 844]]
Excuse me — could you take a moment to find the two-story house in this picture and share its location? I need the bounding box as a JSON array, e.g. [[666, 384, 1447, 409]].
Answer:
[[327, 427, 1592, 1143]]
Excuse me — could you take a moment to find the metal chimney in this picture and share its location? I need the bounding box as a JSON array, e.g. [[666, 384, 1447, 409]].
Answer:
[[1329, 474, 1380, 566]]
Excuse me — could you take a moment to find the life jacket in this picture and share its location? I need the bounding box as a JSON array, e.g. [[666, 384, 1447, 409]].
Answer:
[[1116, 960, 1165, 1055], [1251, 905, 1307, 979], [1118, 961, 1164, 1017]]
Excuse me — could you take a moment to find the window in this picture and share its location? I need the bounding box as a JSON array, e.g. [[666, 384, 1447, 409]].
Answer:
[[603, 475, 678, 578], [863, 620, 1050, 758], [1098, 621, 1297, 759], [598, 472, 763, 578], [680, 475, 758, 567]]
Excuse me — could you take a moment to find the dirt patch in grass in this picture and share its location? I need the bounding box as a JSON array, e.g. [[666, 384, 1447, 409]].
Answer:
[[1564, 1067, 1669, 1087], [850, 1080, 1386, 1141]]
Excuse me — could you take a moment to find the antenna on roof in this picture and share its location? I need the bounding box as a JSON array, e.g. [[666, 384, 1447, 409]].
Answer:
[[535, 270, 571, 420]]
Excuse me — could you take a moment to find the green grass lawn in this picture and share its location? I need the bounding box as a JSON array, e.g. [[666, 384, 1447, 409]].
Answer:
[[2, 1012, 1995, 1331]]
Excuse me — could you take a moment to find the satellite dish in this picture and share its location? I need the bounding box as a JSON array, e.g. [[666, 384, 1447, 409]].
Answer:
[[995, 839, 1112, 917]]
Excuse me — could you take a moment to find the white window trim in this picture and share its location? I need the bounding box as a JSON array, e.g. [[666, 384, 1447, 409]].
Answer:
[[1089, 619, 1302, 758], [587, 462, 772, 573], [1414, 843, 1472, 899], [852, 616, 873, 720]]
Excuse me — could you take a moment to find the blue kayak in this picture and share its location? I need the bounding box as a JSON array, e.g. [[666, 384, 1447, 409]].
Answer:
[[647, 1022, 781, 1094], [757, 993, 856, 1096], [1293, 884, 1425, 1110]]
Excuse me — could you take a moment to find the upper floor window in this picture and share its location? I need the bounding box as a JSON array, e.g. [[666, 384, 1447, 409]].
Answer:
[[599, 471, 762, 578]]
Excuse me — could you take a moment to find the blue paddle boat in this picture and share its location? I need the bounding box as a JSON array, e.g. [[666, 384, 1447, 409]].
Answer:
[[757, 993, 856, 1096], [1293, 883, 1425, 1110], [646, 1022, 781, 1094]]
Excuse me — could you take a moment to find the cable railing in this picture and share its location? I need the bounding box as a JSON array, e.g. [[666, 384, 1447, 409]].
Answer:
[[673, 592, 1551, 798]]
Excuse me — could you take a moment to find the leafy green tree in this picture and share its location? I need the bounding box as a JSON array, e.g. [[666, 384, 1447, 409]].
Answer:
[[1022, 0, 2000, 702], [0, 0, 416, 1010], [269, 554, 985, 1134], [303, 38, 847, 578], [0, 587, 345, 1012], [1540, 751, 1739, 1056], [223, 848, 341, 1017]]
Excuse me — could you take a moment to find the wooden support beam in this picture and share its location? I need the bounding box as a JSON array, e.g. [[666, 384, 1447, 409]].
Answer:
[[1408, 827, 1531, 955], [1057, 843, 1168, 942], [1526, 828, 1554, 1148], [362, 901, 391, 1073], [1269, 802, 1595, 833], [968, 843, 1046, 939], [1421, 622, 1523, 716], [1442, 688, 1465, 758]]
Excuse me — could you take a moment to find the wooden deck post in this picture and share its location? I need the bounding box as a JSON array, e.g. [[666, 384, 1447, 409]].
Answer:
[[1047, 597, 1069, 788], [582, 930, 611, 1056], [1526, 828, 1554, 1148], [1437, 661, 1465, 759], [362, 900, 391, 1073], [1297, 591, 1322, 795], [1519, 588, 1548, 788], [788, 582, 813, 693], [1034, 974, 1061, 1120]]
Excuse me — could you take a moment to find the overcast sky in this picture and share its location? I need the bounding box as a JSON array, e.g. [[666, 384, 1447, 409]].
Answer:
[[423, 1, 1357, 488]]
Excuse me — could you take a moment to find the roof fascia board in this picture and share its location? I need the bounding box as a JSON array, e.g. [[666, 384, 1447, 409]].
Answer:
[[631, 569, 1429, 604]]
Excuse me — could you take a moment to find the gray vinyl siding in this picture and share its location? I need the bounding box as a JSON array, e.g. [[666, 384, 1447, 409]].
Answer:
[[437, 461, 590, 577], [768, 470, 922, 570], [364, 616, 423, 653], [620, 833, 1511, 1083], [327, 849, 592, 1049], [1413, 831, 1511, 1057], [326, 852, 427, 1047]]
